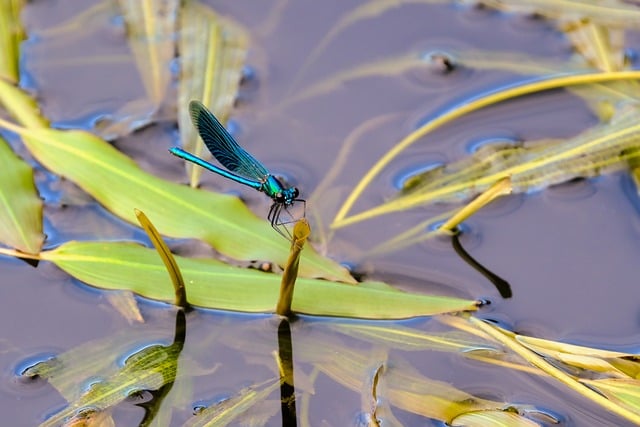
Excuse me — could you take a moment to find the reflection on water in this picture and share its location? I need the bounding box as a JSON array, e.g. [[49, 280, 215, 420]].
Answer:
[[3, 0, 640, 425]]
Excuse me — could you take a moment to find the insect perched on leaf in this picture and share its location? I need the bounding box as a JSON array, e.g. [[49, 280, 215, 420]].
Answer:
[[170, 101, 305, 238]]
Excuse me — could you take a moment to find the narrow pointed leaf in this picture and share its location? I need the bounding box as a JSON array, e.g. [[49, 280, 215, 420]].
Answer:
[[0, 119, 352, 282], [40, 241, 478, 319], [178, 2, 249, 187], [0, 135, 43, 254]]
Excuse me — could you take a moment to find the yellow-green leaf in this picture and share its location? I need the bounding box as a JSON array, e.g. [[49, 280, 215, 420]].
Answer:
[[40, 241, 479, 319], [0, 135, 43, 254], [0, 0, 24, 83], [0, 119, 351, 281]]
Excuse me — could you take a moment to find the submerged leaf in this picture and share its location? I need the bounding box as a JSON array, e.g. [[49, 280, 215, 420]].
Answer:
[[40, 241, 478, 318], [183, 378, 280, 427], [178, 2, 249, 187], [0, 135, 43, 254], [105, 290, 144, 324], [116, 0, 179, 107], [0, 118, 352, 282], [37, 311, 186, 427]]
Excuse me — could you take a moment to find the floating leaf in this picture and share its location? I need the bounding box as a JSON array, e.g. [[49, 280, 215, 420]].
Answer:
[[0, 0, 24, 83], [178, 2, 249, 187], [0, 135, 43, 254], [0, 117, 352, 282], [39, 241, 478, 319]]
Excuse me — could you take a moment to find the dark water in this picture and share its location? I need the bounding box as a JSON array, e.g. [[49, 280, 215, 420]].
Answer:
[[3, 0, 640, 425]]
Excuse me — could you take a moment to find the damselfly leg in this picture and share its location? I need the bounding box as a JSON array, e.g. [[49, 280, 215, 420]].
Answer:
[[268, 199, 306, 240]]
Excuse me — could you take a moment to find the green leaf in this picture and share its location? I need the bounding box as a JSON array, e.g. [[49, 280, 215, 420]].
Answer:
[[0, 0, 24, 83], [0, 120, 352, 282], [0, 135, 43, 254], [40, 241, 478, 319], [178, 2, 249, 187]]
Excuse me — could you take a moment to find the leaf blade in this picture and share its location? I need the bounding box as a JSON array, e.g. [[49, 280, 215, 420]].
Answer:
[[0, 135, 43, 254], [41, 241, 478, 319]]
